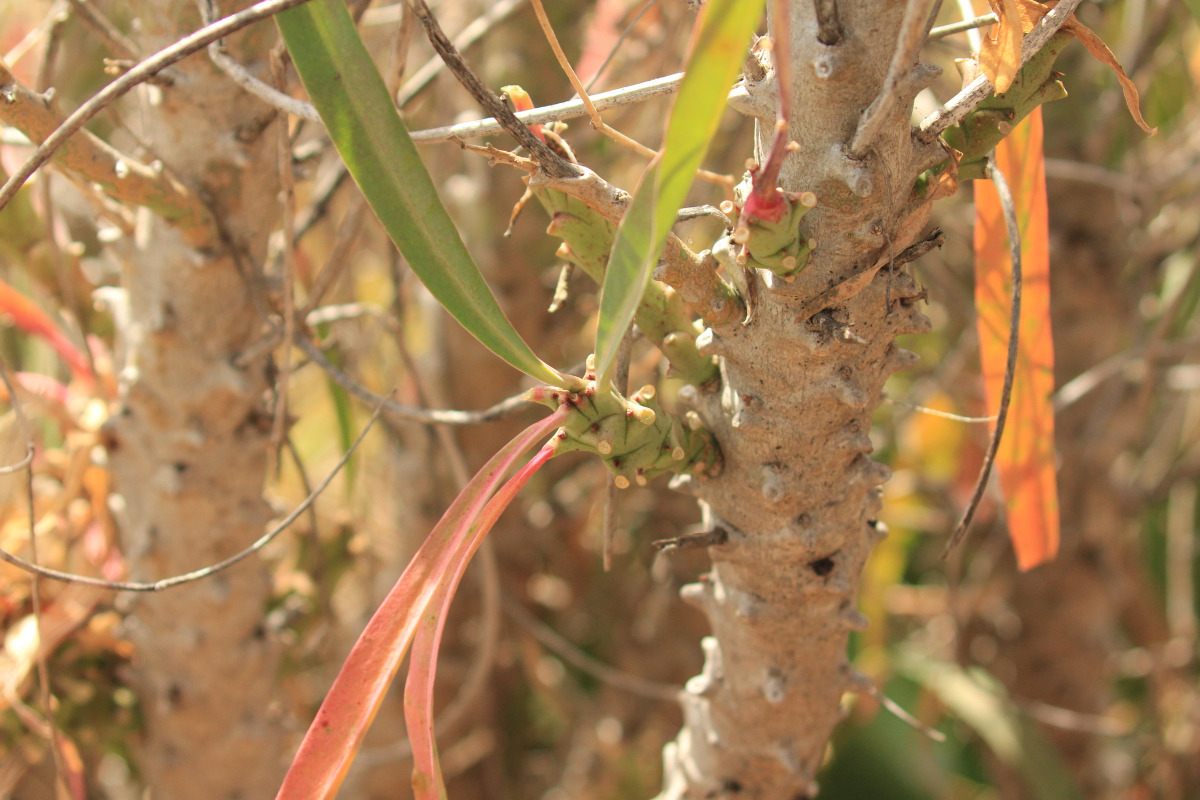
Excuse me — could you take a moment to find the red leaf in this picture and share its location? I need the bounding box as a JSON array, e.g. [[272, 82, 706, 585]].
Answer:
[[973, 107, 1060, 570], [0, 280, 93, 385]]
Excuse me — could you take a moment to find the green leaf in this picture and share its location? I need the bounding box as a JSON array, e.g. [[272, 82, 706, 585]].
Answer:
[[898, 654, 1086, 800], [592, 0, 765, 385], [277, 0, 573, 388]]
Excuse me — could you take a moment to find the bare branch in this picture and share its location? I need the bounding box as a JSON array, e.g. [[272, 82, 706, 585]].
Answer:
[[405, 0, 578, 179], [66, 0, 141, 64], [409, 73, 684, 143], [850, 0, 937, 157], [296, 335, 534, 425], [205, 33, 321, 120], [0, 0, 316, 213], [918, 0, 1085, 142], [0, 61, 217, 242], [503, 596, 679, 702], [942, 152, 1022, 560], [929, 13, 998, 41], [0, 400, 385, 591], [395, 0, 527, 105]]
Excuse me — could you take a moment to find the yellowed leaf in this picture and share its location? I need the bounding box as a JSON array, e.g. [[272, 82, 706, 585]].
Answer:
[[980, 0, 1024, 93]]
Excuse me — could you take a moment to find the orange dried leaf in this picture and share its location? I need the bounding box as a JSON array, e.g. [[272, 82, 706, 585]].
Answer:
[[980, 0, 1024, 93], [973, 107, 1060, 570]]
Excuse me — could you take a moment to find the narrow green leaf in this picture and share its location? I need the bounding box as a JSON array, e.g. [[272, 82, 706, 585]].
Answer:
[[899, 654, 1086, 800], [593, 0, 764, 385], [277, 0, 572, 388]]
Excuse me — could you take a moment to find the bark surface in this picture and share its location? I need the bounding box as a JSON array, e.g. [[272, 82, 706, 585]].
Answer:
[[101, 2, 289, 797], [658, 1, 943, 796]]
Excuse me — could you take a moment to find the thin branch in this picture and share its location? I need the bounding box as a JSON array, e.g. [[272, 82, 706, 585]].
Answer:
[[293, 158, 351, 242], [528, 0, 672, 169], [296, 334, 532, 425], [66, 0, 141, 63], [529, 0, 601, 128], [0, 350, 72, 794], [503, 596, 679, 702], [850, 0, 937, 157], [404, 0, 577, 179], [952, 0, 985, 52], [0, 400, 385, 591], [0, 445, 35, 475], [918, 0, 1085, 142], [942, 152, 1022, 560], [271, 49, 298, 465], [395, 0, 528, 105], [205, 22, 321, 119], [929, 13, 998, 41], [0, 0, 316, 213], [581, 0, 660, 91], [864, 682, 947, 742], [887, 397, 997, 423], [299, 196, 368, 316], [0, 61, 217, 242], [408, 72, 684, 143]]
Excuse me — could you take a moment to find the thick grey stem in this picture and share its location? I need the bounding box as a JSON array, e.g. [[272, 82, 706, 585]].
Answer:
[[657, 1, 942, 796], [102, 2, 290, 796]]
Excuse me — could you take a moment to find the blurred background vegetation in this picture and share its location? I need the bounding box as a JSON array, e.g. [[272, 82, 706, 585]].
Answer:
[[0, 0, 1197, 797]]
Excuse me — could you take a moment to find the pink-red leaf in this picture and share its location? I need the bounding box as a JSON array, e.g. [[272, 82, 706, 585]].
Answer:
[[0, 279, 92, 385], [973, 107, 1060, 571], [276, 408, 567, 800], [406, 443, 556, 799]]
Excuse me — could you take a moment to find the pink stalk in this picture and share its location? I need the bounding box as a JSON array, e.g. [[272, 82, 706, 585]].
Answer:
[[276, 406, 568, 800], [406, 442, 557, 799]]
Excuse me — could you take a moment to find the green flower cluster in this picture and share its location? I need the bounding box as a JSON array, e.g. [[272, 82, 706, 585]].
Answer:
[[526, 364, 720, 487]]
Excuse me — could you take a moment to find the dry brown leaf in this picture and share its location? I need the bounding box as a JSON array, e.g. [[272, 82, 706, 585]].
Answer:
[[1060, 16, 1157, 135], [1014, 0, 1156, 135], [927, 146, 962, 202], [980, 0, 1024, 93]]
